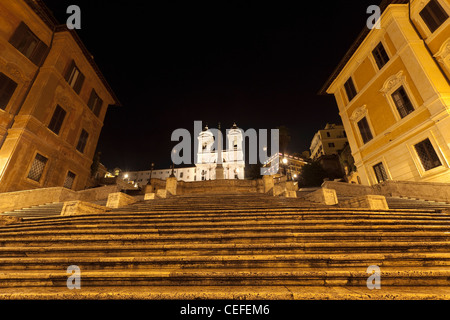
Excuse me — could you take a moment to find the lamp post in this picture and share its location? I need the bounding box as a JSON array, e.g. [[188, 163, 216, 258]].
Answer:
[[282, 157, 288, 179], [147, 162, 154, 185]]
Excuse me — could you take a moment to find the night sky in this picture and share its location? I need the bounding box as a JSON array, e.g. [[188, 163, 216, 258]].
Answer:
[[42, 0, 378, 172]]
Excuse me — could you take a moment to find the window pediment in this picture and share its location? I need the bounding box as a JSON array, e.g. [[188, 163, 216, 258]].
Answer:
[[380, 71, 406, 96], [350, 105, 368, 122]]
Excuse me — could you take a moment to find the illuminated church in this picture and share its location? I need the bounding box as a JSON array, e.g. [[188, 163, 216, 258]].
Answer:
[[123, 123, 245, 186]]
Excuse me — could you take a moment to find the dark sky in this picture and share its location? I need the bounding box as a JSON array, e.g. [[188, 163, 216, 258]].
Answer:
[[42, 0, 378, 171]]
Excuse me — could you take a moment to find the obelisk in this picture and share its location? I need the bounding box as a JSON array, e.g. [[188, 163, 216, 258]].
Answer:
[[215, 122, 224, 180]]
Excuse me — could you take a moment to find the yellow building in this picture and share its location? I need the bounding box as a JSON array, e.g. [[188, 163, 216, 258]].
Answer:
[[321, 0, 450, 186], [0, 0, 120, 192]]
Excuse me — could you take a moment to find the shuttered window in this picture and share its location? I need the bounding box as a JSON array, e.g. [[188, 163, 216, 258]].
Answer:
[[27, 153, 48, 182], [9, 22, 48, 66], [372, 42, 390, 69], [415, 139, 442, 171], [392, 86, 414, 119], [48, 105, 66, 135], [344, 78, 357, 102], [420, 0, 448, 33], [64, 60, 85, 94], [0, 73, 18, 110], [76, 129, 89, 153], [357, 117, 373, 144], [87, 89, 103, 117], [64, 171, 76, 189], [373, 162, 388, 183]]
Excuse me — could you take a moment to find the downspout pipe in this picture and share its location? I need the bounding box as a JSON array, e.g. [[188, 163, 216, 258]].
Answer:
[[408, 0, 450, 85]]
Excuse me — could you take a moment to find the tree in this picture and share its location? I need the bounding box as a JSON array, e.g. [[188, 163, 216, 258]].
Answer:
[[277, 125, 291, 155], [298, 161, 328, 187], [90, 151, 101, 178], [245, 163, 263, 180]]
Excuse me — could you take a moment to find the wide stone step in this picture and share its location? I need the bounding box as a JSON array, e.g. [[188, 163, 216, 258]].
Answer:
[[0, 224, 449, 239], [1, 253, 450, 270], [1, 240, 449, 257], [9, 216, 447, 232], [1, 285, 449, 300], [6, 210, 449, 226], [1, 267, 449, 287], [1, 235, 449, 252]]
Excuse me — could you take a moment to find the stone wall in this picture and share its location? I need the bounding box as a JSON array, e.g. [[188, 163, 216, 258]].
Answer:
[[0, 185, 121, 213], [77, 185, 121, 202], [375, 180, 450, 203], [323, 180, 450, 204], [176, 179, 264, 195], [322, 181, 373, 197], [339, 195, 389, 210]]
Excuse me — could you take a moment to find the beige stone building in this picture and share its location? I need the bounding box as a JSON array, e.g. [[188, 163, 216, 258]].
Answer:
[[321, 0, 450, 186], [309, 124, 348, 160], [0, 0, 120, 192]]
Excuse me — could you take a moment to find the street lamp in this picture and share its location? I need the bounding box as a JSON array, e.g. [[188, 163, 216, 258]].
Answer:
[[282, 157, 289, 179], [147, 162, 155, 185]]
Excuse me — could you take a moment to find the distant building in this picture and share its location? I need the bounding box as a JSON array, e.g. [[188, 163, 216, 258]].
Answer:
[[262, 153, 309, 180], [122, 123, 246, 187], [0, 0, 120, 192], [321, 0, 450, 185], [310, 124, 348, 160]]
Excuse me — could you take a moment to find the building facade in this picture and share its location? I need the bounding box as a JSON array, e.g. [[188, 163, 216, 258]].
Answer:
[[321, 0, 450, 186], [123, 123, 246, 187], [309, 124, 348, 160], [262, 152, 309, 180], [0, 0, 119, 192]]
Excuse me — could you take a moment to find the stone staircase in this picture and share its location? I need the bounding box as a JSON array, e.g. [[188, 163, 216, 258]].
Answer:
[[0, 202, 65, 219], [0, 200, 108, 219], [0, 193, 449, 299]]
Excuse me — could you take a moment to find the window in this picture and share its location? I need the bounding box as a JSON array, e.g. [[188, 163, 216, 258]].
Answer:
[[64, 171, 76, 189], [326, 132, 331, 137], [372, 42, 390, 69], [48, 105, 66, 135], [9, 22, 48, 65], [373, 162, 388, 183], [27, 153, 48, 182], [180, 172, 184, 178], [392, 87, 414, 119], [328, 143, 335, 148], [0, 73, 18, 110], [415, 139, 442, 171], [344, 78, 357, 102], [76, 129, 89, 153], [87, 89, 103, 117], [64, 60, 85, 94], [357, 117, 373, 144], [420, 0, 448, 33]]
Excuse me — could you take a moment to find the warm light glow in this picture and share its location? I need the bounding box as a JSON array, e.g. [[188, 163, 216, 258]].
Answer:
[[124, 174, 129, 179], [236, 168, 240, 173], [282, 158, 288, 164], [293, 174, 298, 178]]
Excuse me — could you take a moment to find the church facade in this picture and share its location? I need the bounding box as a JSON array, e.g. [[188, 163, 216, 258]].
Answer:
[[123, 123, 246, 186]]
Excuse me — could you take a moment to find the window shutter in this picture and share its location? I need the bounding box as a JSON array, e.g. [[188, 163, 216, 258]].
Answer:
[[29, 40, 49, 66], [87, 90, 96, 110], [73, 72, 85, 94], [0, 74, 18, 110], [9, 22, 28, 48], [93, 97, 103, 117], [64, 60, 76, 82]]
